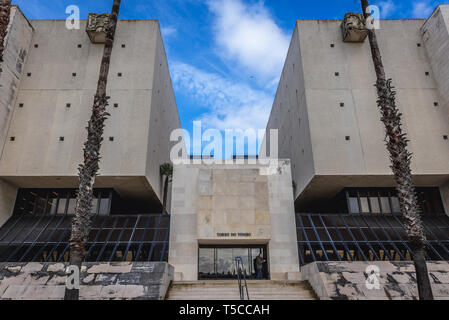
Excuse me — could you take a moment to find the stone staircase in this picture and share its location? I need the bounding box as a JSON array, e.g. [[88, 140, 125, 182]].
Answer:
[[166, 280, 318, 300]]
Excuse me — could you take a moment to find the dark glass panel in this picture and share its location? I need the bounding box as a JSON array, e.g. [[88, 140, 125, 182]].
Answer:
[[199, 248, 215, 277], [369, 190, 381, 213], [360, 197, 370, 213], [348, 197, 359, 213], [99, 197, 110, 216], [390, 197, 401, 213]]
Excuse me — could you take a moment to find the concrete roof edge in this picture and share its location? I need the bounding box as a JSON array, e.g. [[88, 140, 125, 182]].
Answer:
[[11, 5, 35, 31]]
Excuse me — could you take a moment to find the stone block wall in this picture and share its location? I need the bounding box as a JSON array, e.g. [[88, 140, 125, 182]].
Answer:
[[169, 161, 300, 281], [0, 262, 173, 300], [301, 261, 449, 300]]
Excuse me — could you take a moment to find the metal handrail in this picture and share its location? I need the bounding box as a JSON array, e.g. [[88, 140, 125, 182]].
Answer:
[[235, 256, 250, 300]]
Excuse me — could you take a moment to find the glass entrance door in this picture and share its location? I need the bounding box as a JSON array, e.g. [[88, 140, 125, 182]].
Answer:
[[198, 246, 268, 280]]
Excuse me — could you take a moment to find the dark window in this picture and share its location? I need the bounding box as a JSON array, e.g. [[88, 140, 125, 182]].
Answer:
[[344, 187, 445, 215], [296, 213, 449, 266], [0, 189, 169, 263], [12, 189, 114, 217], [199, 246, 268, 280]]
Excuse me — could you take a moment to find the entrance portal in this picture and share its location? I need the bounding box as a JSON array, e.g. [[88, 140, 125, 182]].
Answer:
[[198, 246, 268, 280]]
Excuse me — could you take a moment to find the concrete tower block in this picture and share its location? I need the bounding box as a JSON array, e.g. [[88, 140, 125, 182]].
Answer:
[[421, 5, 449, 109]]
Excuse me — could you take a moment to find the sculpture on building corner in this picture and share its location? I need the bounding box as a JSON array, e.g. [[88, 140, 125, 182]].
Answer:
[[341, 12, 368, 42], [86, 13, 111, 44]]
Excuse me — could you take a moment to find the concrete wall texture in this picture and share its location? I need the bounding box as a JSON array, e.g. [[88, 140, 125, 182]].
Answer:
[[0, 14, 182, 215], [301, 261, 449, 300], [0, 7, 33, 225], [0, 7, 33, 157], [169, 161, 300, 281], [266, 6, 449, 210], [0, 262, 173, 300], [422, 6, 449, 111]]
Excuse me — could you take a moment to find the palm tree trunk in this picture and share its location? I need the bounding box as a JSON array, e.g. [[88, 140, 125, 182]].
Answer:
[[65, 0, 121, 301], [0, 0, 11, 64], [162, 175, 169, 214], [361, 0, 433, 300]]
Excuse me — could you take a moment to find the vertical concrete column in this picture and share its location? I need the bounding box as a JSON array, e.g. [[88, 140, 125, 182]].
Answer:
[[266, 160, 301, 280], [168, 165, 200, 281]]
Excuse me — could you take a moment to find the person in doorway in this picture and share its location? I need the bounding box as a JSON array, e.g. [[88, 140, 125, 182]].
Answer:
[[254, 253, 266, 280]]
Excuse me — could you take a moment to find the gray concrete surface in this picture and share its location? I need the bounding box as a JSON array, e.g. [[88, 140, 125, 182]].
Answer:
[[169, 160, 300, 281], [0, 16, 182, 218], [0, 6, 33, 158], [265, 12, 449, 211]]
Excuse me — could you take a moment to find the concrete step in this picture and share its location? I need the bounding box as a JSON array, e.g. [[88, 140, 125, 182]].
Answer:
[[166, 280, 318, 300]]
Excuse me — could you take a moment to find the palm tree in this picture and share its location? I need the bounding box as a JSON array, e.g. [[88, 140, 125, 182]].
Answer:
[[361, 0, 433, 300], [160, 163, 173, 214], [64, 0, 122, 300], [0, 0, 11, 65]]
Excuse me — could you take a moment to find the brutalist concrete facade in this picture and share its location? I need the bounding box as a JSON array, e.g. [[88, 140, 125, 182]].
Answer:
[[0, 7, 182, 223], [264, 5, 449, 212], [169, 160, 300, 281], [0, 7, 33, 226]]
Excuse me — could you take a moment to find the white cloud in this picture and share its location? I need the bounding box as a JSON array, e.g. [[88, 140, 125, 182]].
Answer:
[[375, 0, 397, 18], [207, 0, 290, 85], [161, 26, 178, 38], [412, 1, 434, 18], [171, 62, 272, 132]]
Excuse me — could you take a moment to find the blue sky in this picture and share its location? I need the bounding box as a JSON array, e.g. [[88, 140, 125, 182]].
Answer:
[[12, 0, 449, 155]]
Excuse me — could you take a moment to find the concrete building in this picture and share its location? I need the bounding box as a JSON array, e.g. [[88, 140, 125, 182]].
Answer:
[[265, 6, 449, 214], [1, 4, 449, 301], [259, 4, 449, 300], [0, 7, 181, 226], [168, 160, 300, 282]]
